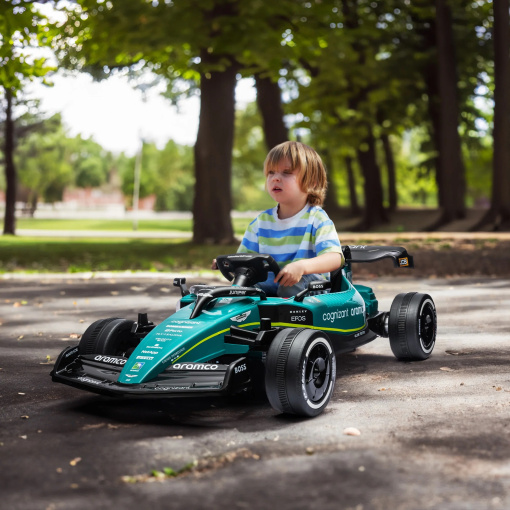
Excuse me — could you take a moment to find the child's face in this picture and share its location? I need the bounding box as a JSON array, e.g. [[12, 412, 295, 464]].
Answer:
[[266, 157, 308, 206]]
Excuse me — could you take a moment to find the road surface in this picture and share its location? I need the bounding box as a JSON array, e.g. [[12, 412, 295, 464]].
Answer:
[[1, 275, 509, 510]]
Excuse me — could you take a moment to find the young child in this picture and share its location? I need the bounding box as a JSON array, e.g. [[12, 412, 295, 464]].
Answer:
[[214, 141, 343, 297]]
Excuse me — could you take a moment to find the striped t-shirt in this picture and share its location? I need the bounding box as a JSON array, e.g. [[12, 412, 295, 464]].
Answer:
[[238, 204, 342, 272]]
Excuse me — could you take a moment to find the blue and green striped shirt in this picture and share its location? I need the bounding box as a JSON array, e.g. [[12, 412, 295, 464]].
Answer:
[[238, 204, 342, 270]]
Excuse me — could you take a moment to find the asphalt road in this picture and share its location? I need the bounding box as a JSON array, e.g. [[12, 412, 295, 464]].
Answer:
[[1, 274, 509, 510]]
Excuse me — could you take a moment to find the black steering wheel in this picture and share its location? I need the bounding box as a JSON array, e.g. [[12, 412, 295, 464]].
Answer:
[[216, 254, 281, 287]]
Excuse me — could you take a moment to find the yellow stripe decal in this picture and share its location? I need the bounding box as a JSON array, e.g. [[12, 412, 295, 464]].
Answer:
[[173, 322, 259, 363], [271, 322, 365, 333], [173, 321, 364, 363]]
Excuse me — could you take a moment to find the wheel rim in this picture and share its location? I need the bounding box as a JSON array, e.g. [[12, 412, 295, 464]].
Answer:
[[419, 301, 436, 353], [304, 340, 333, 404]]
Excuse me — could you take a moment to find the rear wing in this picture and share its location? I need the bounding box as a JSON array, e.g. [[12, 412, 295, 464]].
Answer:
[[342, 245, 414, 269]]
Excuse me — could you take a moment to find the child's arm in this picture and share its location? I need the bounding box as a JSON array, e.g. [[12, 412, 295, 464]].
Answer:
[[274, 252, 343, 287]]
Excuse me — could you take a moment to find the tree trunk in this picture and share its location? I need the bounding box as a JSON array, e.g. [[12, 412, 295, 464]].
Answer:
[[321, 148, 342, 217], [356, 129, 387, 229], [192, 61, 238, 245], [380, 133, 397, 212], [427, 0, 466, 229], [472, 0, 510, 230], [416, 11, 444, 208], [340, 0, 386, 229], [3, 88, 16, 235], [345, 156, 360, 216], [254, 74, 288, 150]]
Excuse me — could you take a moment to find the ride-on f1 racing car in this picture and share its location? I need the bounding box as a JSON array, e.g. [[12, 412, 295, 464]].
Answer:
[[51, 246, 437, 417]]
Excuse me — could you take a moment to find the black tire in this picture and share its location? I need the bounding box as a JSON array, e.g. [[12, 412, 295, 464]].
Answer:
[[265, 328, 336, 417], [78, 318, 138, 357], [388, 293, 437, 361]]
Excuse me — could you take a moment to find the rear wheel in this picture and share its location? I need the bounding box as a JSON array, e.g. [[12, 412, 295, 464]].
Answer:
[[389, 293, 437, 360], [79, 318, 138, 357], [265, 328, 336, 417]]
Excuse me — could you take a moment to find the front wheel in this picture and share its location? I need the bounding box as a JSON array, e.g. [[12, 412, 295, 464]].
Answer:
[[265, 328, 336, 417], [79, 318, 138, 357], [389, 293, 437, 360]]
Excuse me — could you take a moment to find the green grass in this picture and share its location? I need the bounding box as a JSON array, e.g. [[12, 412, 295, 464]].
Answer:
[[0, 237, 238, 273], [17, 218, 251, 235]]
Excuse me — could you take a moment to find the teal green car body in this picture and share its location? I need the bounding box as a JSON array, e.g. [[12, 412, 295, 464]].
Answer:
[[51, 246, 433, 414], [117, 270, 374, 385]]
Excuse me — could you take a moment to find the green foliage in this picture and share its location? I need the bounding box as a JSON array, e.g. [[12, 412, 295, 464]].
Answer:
[[71, 136, 112, 188], [4, 0, 500, 216], [232, 102, 274, 211], [119, 139, 194, 211], [14, 113, 114, 205], [0, 2, 56, 95], [16, 114, 73, 204]]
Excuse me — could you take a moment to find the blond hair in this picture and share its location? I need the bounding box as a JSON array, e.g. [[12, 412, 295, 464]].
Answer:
[[263, 141, 327, 207]]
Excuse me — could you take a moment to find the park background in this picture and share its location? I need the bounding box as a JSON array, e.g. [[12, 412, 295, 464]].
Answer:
[[1, 0, 510, 276]]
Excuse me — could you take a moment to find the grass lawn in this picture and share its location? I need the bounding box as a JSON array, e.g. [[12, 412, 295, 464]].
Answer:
[[0, 237, 239, 273], [16, 218, 252, 235]]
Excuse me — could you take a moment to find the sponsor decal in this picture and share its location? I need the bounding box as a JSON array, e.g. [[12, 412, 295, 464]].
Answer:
[[172, 363, 219, 371], [349, 245, 367, 249], [131, 362, 145, 371], [147, 345, 163, 350], [219, 298, 233, 304], [136, 356, 154, 360], [291, 315, 306, 322], [163, 347, 186, 364], [171, 320, 201, 325], [94, 355, 127, 366], [399, 257, 409, 267], [78, 376, 101, 385], [354, 330, 367, 338], [65, 347, 79, 358], [141, 350, 159, 355], [323, 305, 365, 323], [229, 290, 247, 296], [231, 311, 251, 323], [125, 374, 138, 379], [158, 386, 192, 391], [234, 363, 247, 374]]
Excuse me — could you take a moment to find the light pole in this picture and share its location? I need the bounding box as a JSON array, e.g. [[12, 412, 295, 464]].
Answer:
[[132, 82, 150, 231]]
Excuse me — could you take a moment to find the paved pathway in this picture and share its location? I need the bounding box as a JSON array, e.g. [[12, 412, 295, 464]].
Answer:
[[1, 276, 509, 509]]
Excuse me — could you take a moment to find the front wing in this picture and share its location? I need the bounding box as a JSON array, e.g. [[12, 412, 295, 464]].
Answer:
[[50, 346, 251, 398]]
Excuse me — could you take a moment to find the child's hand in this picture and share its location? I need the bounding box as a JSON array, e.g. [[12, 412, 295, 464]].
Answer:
[[211, 259, 218, 270], [274, 261, 305, 287]]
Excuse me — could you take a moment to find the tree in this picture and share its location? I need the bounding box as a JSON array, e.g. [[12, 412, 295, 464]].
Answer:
[[119, 140, 194, 211], [473, 0, 510, 230], [425, 0, 466, 228], [0, 2, 55, 234], [16, 113, 74, 214], [255, 74, 289, 151], [54, 0, 299, 244]]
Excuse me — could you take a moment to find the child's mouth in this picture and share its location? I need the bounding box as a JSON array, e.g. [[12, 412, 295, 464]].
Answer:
[[272, 187, 282, 192]]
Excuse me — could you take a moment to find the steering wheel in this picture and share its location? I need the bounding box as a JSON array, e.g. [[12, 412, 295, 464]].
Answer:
[[216, 254, 281, 287]]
